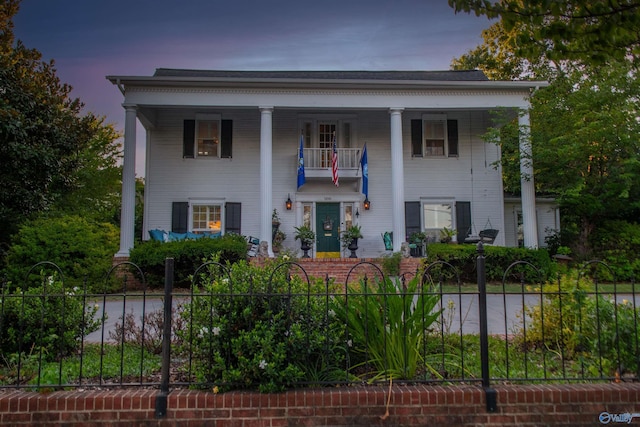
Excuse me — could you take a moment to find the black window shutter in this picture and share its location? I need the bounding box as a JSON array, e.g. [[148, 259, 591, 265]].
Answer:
[[221, 120, 233, 158], [455, 201, 471, 242], [183, 120, 195, 158], [172, 202, 189, 233], [405, 201, 421, 240], [225, 202, 241, 235], [447, 119, 459, 157], [411, 119, 422, 157]]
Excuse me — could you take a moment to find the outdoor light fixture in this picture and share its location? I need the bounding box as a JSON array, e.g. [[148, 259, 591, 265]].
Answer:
[[363, 198, 371, 210], [285, 194, 292, 210]]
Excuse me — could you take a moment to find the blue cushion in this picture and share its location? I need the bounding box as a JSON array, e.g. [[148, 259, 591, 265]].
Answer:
[[168, 232, 187, 241], [186, 232, 203, 240], [149, 229, 167, 242]]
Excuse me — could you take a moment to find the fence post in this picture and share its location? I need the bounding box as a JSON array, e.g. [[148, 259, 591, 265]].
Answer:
[[155, 257, 174, 418], [477, 243, 497, 412]]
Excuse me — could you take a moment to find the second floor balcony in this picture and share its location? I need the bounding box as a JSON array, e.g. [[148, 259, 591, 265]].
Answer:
[[298, 147, 363, 180]]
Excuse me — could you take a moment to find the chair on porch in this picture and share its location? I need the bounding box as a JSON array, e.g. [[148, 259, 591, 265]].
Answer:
[[479, 229, 499, 244], [382, 232, 393, 251]]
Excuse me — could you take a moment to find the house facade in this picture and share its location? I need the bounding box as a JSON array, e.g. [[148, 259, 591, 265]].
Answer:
[[108, 69, 548, 259]]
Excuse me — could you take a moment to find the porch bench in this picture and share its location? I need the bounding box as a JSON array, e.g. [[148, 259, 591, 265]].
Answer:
[[148, 229, 222, 242]]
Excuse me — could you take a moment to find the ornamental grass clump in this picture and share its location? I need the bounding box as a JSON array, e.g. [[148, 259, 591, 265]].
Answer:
[[331, 275, 442, 381]]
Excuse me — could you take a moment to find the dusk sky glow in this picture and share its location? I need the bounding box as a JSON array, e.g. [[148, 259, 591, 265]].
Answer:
[[13, 0, 492, 175]]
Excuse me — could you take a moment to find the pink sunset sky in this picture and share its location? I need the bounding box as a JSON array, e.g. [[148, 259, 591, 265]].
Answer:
[[13, 0, 492, 176]]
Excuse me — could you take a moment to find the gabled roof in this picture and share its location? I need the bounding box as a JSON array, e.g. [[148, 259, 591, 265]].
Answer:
[[152, 69, 490, 82]]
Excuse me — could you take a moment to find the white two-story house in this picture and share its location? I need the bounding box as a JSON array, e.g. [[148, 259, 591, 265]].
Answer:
[[108, 69, 552, 259]]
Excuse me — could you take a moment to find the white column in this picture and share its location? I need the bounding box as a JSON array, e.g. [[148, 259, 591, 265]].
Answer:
[[519, 110, 538, 248], [115, 105, 137, 257], [389, 108, 406, 252], [259, 107, 274, 256]]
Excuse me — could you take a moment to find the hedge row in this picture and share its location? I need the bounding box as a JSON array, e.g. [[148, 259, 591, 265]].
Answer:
[[128, 234, 248, 288], [424, 243, 554, 283]]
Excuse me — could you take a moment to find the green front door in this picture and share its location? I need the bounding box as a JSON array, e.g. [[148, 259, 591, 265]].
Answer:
[[316, 203, 340, 257]]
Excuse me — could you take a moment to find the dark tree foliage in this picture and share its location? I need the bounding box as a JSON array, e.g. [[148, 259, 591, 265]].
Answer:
[[448, 0, 640, 65], [0, 0, 122, 246]]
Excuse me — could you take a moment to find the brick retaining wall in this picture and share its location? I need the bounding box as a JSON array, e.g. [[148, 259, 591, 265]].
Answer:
[[2, 384, 639, 426]]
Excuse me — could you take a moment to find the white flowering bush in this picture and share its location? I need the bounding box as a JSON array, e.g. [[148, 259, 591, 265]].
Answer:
[[177, 257, 345, 392]]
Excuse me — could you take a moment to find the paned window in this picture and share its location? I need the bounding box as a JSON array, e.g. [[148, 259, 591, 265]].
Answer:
[[344, 203, 353, 229], [303, 203, 313, 228], [197, 119, 220, 157], [424, 120, 446, 156], [423, 202, 453, 242], [411, 115, 458, 158], [191, 203, 222, 233]]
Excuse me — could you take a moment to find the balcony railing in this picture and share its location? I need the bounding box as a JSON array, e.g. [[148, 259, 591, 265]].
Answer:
[[299, 147, 361, 170], [298, 147, 362, 179]]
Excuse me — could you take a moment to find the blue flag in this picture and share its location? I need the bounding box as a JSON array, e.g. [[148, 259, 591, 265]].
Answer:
[[297, 134, 306, 189], [360, 143, 368, 198]]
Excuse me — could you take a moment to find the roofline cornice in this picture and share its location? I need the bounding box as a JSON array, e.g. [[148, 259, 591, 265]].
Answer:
[[106, 75, 548, 92]]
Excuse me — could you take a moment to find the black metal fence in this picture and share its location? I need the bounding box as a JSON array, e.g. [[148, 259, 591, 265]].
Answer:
[[1, 245, 638, 404]]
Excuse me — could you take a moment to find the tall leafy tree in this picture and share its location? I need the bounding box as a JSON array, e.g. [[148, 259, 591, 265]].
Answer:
[[448, 0, 640, 64], [0, 0, 122, 246], [450, 5, 640, 257]]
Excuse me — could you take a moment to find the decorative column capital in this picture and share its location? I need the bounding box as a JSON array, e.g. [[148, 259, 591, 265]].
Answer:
[[389, 108, 405, 115]]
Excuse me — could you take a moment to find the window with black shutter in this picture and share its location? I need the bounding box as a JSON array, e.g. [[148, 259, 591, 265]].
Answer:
[[225, 202, 241, 235], [405, 201, 421, 240], [183, 117, 233, 158], [171, 202, 189, 233], [411, 116, 458, 157], [455, 201, 471, 242]]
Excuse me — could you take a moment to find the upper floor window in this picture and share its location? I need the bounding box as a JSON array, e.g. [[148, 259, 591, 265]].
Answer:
[[423, 118, 446, 156], [300, 116, 356, 149], [196, 114, 220, 157], [197, 119, 220, 157], [183, 115, 233, 159], [411, 115, 458, 158]]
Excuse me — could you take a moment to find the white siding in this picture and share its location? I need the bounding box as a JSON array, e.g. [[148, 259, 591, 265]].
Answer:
[[144, 108, 512, 257]]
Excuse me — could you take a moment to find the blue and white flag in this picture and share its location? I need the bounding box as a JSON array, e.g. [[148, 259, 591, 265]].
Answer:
[[297, 134, 306, 189], [360, 143, 368, 198]]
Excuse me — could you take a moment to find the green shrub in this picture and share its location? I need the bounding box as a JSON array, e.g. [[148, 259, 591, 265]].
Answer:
[[590, 220, 640, 281], [3, 215, 119, 289], [0, 273, 101, 363], [129, 234, 247, 288], [517, 271, 640, 377], [176, 257, 345, 392], [380, 252, 402, 277], [425, 243, 553, 283]]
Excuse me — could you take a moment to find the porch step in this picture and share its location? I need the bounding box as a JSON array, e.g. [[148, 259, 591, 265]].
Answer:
[[253, 257, 423, 285]]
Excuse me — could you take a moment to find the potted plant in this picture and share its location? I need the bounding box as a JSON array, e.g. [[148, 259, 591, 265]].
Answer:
[[294, 225, 315, 258], [409, 231, 427, 257], [341, 224, 363, 258], [272, 229, 286, 254], [440, 227, 456, 243], [272, 209, 281, 241]]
